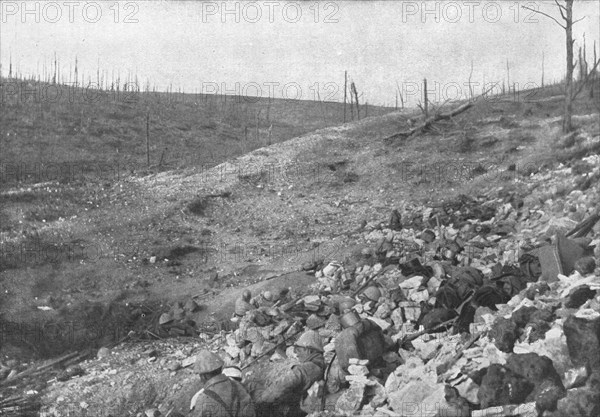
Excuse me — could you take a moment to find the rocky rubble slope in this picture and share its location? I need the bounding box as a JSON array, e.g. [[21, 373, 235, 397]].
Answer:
[[25, 153, 600, 417]]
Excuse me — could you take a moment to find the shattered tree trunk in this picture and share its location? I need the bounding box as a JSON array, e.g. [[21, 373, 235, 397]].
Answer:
[[386, 101, 474, 141], [423, 78, 429, 117], [343, 71, 347, 123], [563, 0, 574, 133]]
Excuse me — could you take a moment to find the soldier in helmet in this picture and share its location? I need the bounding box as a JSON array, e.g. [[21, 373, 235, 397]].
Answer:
[[253, 290, 274, 308], [362, 286, 382, 303], [326, 313, 385, 394], [257, 330, 325, 417], [190, 350, 256, 417], [235, 289, 257, 318]]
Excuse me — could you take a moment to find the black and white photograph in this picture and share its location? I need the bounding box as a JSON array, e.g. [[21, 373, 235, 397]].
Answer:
[[1, 1, 600, 416]]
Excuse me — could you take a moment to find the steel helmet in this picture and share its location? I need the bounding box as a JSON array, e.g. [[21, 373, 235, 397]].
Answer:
[[420, 229, 436, 243], [222, 366, 243, 380], [340, 311, 361, 329], [294, 330, 324, 353], [263, 291, 273, 301], [194, 350, 224, 374], [363, 286, 382, 302], [338, 298, 356, 313], [159, 313, 174, 325]]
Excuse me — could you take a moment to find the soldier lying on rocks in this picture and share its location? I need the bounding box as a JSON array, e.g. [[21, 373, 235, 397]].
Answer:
[[157, 312, 198, 338], [253, 330, 325, 417], [190, 350, 256, 417], [326, 313, 386, 394]]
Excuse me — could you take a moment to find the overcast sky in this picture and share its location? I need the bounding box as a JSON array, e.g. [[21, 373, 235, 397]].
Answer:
[[1, 1, 599, 106]]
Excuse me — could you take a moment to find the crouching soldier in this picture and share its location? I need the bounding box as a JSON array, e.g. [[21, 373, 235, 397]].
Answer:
[[233, 290, 257, 323], [252, 291, 274, 308], [327, 312, 385, 393], [190, 350, 256, 417], [257, 330, 325, 417]]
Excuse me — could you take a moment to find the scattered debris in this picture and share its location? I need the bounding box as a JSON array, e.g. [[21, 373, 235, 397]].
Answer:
[[5, 154, 597, 417]]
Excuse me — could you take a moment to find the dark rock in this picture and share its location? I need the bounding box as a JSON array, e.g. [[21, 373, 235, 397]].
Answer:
[[519, 253, 542, 282], [506, 353, 563, 388], [399, 258, 433, 278], [454, 302, 477, 334], [435, 285, 461, 310], [513, 306, 550, 324], [420, 308, 457, 332], [469, 368, 488, 385], [529, 308, 554, 323], [492, 265, 527, 298], [452, 266, 484, 285], [477, 364, 534, 408], [524, 281, 551, 300], [490, 317, 517, 353], [563, 315, 600, 369], [564, 285, 597, 309], [512, 306, 538, 328], [473, 285, 509, 310], [547, 371, 600, 417], [505, 353, 565, 412], [560, 234, 592, 268], [512, 307, 554, 343], [534, 381, 565, 412], [550, 386, 600, 417], [574, 256, 596, 275]]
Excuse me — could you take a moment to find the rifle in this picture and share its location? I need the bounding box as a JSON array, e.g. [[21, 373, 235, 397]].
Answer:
[[320, 352, 337, 411]]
